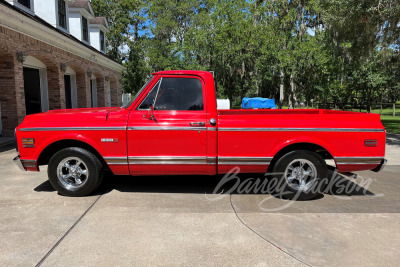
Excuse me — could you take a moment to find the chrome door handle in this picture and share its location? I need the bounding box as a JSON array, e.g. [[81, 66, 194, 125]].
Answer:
[[209, 118, 216, 126], [190, 122, 205, 127]]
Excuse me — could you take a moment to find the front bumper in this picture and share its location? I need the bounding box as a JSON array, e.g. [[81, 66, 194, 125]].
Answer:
[[13, 155, 37, 171], [372, 159, 387, 172], [13, 155, 26, 171]]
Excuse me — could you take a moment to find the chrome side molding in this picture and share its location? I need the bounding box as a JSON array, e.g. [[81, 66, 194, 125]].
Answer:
[[129, 156, 207, 165], [218, 156, 272, 165], [219, 128, 385, 132], [19, 127, 127, 132], [335, 157, 384, 165], [116, 156, 274, 165], [103, 157, 128, 165], [128, 126, 206, 131]]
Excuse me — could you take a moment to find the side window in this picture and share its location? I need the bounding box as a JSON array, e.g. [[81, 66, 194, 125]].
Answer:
[[154, 78, 204, 111], [138, 81, 160, 110]]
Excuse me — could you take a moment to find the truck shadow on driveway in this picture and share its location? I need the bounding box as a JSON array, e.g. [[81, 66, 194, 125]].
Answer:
[[35, 169, 376, 199], [386, 133, 400, 146], [34, 170, 400, 212]]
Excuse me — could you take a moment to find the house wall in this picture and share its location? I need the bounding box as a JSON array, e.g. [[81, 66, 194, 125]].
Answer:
[[89, 27, 100, 51], [0, 25, 122, 136], [68, 12, 82, 41], [34, 0, 56, 27]]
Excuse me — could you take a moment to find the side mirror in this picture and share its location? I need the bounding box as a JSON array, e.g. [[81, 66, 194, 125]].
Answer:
[[143, 104, 157, 122]]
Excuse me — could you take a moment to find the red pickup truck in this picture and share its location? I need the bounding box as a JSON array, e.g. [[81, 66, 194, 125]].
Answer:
[[14, 70, 386, 200]]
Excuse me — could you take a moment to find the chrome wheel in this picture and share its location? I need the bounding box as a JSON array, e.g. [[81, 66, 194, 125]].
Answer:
[[57, 157, 89, 191], [284, 159, 317, 191]]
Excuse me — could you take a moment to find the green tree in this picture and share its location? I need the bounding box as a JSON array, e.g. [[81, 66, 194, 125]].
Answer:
[[91, 0, 151, 93]]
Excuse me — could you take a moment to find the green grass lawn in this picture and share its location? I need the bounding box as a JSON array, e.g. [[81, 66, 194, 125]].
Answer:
[[380, 116, 400, 134]]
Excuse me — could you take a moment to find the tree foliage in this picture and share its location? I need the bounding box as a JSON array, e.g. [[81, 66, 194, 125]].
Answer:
[[92, 0, 400, 107]]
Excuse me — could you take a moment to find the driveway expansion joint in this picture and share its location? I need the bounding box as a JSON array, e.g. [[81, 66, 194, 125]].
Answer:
[[35, 194, 103, 267], [229, 194, 312, 267]]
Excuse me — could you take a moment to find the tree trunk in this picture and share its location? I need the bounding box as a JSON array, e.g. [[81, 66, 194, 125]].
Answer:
[[393, 102, 396, 117], [255, 65, 259, 97], [279, 69, 284, 109], [289, 72, 296, 109]]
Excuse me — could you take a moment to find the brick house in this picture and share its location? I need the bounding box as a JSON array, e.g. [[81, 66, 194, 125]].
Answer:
[[0, 0, 124, 136]]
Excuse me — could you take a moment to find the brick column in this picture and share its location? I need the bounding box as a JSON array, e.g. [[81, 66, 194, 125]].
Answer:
[[14, 62, 26, 125], [76, 72, 91, 108], [0, 53, 20, 136], [0, 52, 26, 136], [48, 67, 66, 110], [110, 79, 118, 107], [96, 77, 106, 107]]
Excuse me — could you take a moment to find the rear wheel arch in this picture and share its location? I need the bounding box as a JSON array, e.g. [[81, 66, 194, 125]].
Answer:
[[268, 142, 335, 172], [38, 139, 108, 169]]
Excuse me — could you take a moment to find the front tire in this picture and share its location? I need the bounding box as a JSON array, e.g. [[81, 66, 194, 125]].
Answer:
[[272, 150, 328, 200], [48, 147, 103, 197]]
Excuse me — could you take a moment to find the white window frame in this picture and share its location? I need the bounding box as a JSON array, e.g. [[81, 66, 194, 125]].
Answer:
[[56, 0, 69, 33], [14, 0, 35, 15], [81, 15, 90, 44], [99, 30, 105, 52]]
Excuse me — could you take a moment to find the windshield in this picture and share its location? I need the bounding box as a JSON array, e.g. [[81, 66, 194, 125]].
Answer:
[[122, 76, 154, 108]]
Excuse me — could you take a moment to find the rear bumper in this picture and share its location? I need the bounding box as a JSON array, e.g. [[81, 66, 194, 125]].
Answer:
[[372, 159, 387, 172], [13, 155, 26, 171]]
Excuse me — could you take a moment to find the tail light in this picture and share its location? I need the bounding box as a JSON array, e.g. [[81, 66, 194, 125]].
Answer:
[[364, 140, 377, 147]]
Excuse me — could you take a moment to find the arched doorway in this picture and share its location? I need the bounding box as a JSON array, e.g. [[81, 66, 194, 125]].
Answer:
[[23, 56, 49, 114]]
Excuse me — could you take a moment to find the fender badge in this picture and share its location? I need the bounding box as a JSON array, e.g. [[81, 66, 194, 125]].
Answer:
[[101, 138, 119, 143]]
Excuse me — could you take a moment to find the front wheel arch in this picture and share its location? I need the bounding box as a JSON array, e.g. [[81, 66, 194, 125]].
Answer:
[[38, 139, 109, 170]]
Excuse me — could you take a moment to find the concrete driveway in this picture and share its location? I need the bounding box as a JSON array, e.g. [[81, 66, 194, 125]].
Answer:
[[0, 143, 399, 266]]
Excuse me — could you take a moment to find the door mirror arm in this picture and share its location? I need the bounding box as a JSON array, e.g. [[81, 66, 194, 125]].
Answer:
[[143, 104, 157, 123]]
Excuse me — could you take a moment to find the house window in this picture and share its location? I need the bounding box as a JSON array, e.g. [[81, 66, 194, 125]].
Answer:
[[82, 16, 89, 42], [58, 0, 67, 29], [100, 31, 105, 52], [17, 0, 31, 9]]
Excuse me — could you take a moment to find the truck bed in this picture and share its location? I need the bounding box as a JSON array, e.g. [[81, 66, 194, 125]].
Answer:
[[217, 109, 386, 173], [218, 109, 359, 115]]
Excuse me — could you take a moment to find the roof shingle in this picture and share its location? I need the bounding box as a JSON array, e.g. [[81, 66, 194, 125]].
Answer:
[[68, 0, 89, 8], [90, 17, 106, 25]]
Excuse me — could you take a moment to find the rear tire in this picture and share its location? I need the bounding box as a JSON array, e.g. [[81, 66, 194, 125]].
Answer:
[[48, 147, 103, 197], [272, 150, 328, 200]]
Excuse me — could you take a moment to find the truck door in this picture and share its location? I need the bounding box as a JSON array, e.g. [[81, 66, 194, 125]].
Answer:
[[127, 75, 208, 175]]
